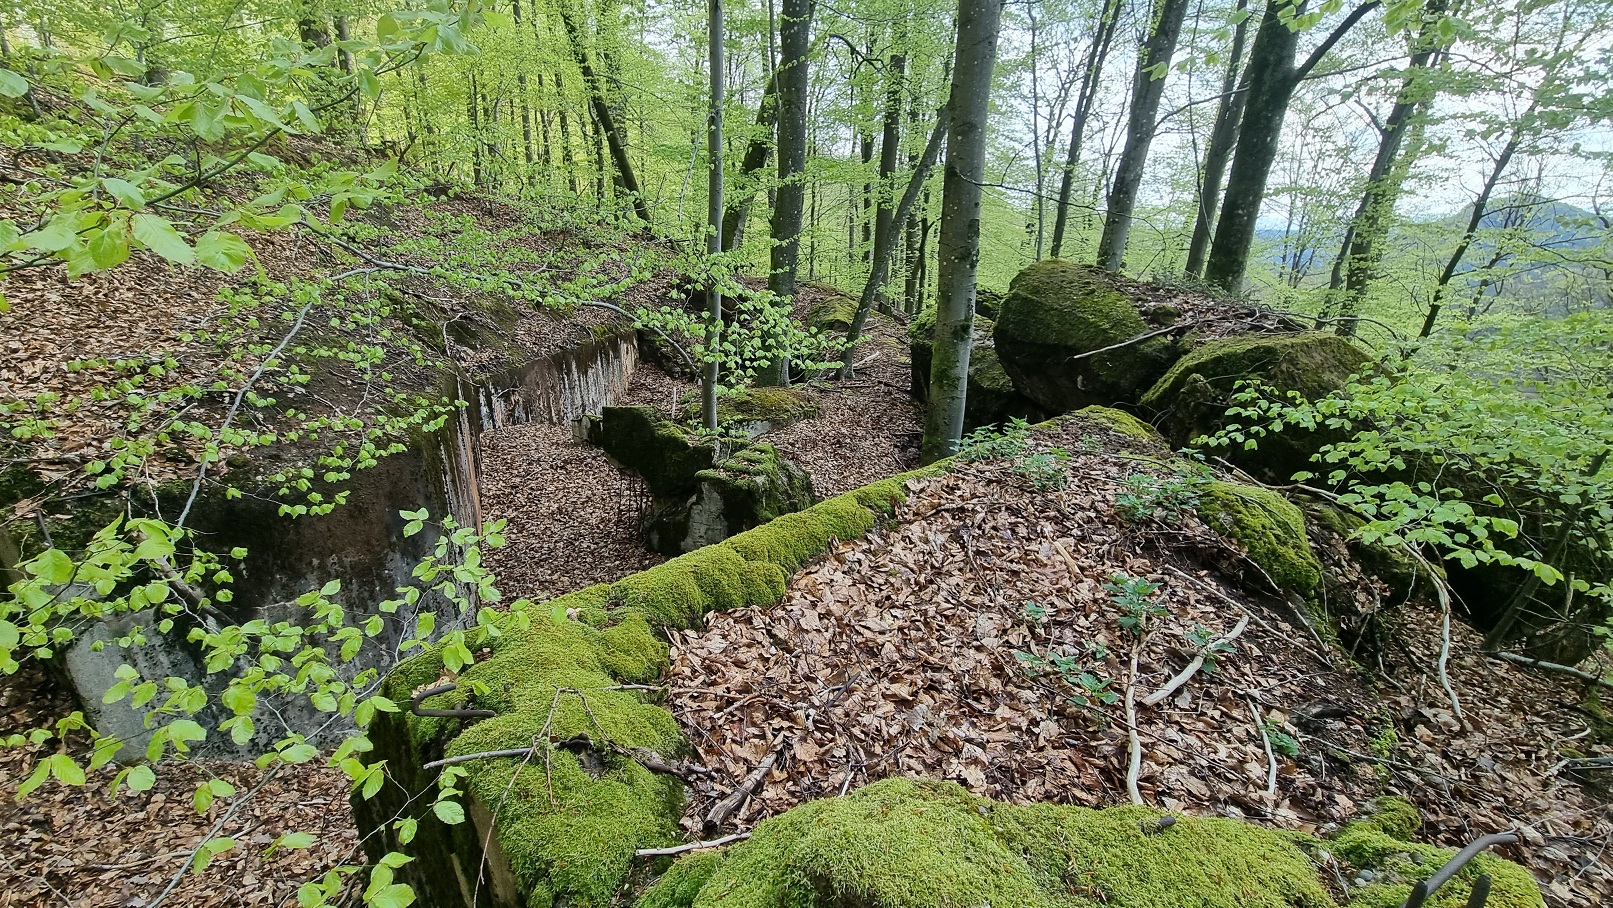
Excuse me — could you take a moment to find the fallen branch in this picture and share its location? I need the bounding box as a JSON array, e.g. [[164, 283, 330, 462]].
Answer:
[[1142, 616, 1250, 707], [1492, 651, 1613, 691], [1124, 640, 1145, 806], [704, 741, 781, 830], [424, 747, 536, 771], [1062, 323, 1183, 365], [1248, 700, 1279, 797], [1164, 565, 1332, 667], [635, 831, 752, 858]]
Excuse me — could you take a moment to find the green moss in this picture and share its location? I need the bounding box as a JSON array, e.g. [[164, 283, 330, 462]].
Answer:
[[908, 306, 937, 345], [637, 778, 1337, 908], [993, 259, 1180, 410], [806, 294, 861, 332], [715, 387, 820, 426], [634, 850, 724, 908], [1074, 405, 1162, 442], [612, 545, 785, 629], [594, 406, 716, 496], [1196, 481, 1322, 595], [1332, 804, 1543, 908]]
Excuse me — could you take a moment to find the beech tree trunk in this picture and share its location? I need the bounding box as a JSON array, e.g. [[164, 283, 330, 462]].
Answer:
[[1096, 0, 1192, 272], [1050, 0, 1121, 259], [1328, 0, 1447, 334], [721, 73, 779, 251], [559, 5, 652, 222], [703, 0, 725, 430], [841, 102, 949, 378], [922, 0, 1001, 463], [1183, 0, 1251, 279], [1419, 130, 1523, 338], [1203, 0, 1380, 291], [762, 0, 814, 385]]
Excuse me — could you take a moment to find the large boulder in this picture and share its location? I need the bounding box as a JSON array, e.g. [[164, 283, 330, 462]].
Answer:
[[1195, 481, 1323, 596], [1141, 332, 1371, 481], [993, 260, 1181, 412], [963, 343, 1043, 432]]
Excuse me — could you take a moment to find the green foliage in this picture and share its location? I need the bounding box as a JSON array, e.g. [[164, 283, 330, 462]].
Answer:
[[1106, 573, 1166, 635], [1115, 462, 1211, 523], [1215, 316, 1613, 633]]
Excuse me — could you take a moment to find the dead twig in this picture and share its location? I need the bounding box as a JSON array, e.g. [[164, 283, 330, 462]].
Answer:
[[704, 737, 782, 831], [1142, 615, 1250, 707], [1249, 699, 1279, 797], [635, 831, 751, 858], [1492, 651, 1613, 691]]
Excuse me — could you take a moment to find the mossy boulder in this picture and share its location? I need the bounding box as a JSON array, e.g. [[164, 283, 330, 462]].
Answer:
[[1196, 481, 1322, 595], [1301, 498, 1431, 604], [964, 342, 1044, 432], [909, 309, 1004, 407], [993, 260, 1182, 412], [589, 406, 716, 497], [1331, 798, 1543, 908], [909, 306, 938, 400], [1074, 405, 1167, 446], [1140, 332, 1371, 482], [975, 286, 1005, 320], [645, 443, 817, 555], [715, 386, 820, 437], [805, 293, 860, 332], [637, 777, 1337, 908]]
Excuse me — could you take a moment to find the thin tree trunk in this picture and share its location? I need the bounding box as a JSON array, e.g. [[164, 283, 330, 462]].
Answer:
[[923, 0, 1001, 463], [1328, 0, 1448, 333], [1203, 0, 1380, 291], [469, 72, 483, 185], [1096, 0, 1193, 272], [559, 5, 651, 222], [555, 72, 579, 195], [1419, 130, 1523, 338], [841, 102, 949, 378], [762, 0, 815, 385], [703, 0, 725, 430], [721, 73, 779, 251], [1184, 0, 1251, 279], [1050, 0, 1121, 259]]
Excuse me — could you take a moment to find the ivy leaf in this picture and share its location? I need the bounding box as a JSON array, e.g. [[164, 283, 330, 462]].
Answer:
[[130, 213, 195, 265]]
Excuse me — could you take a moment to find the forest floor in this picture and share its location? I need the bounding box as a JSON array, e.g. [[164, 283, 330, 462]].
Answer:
[[1, 186, 1606, 907], [666, 416, 1613, 908]]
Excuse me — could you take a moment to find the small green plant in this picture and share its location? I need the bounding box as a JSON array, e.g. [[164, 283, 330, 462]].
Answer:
[[1264, 719, 1300, 757], [1105, 574, 1166, 634], [1020, 601, 1047, 622], [1114, 463, 1210, 523], [1013, 450, 1069, 489], [1014, 649, 1119, 709], [957, 417, 1032, 462], [1184, 623, 1236, 673]]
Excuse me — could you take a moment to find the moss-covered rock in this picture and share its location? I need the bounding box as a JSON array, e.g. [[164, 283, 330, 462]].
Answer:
[[964, 343, 1044, 431], [805, 293, 861, 332], [1196, 481, 1322, 595], [645, 443, 817, 556], [1140, 332, 1371, 482], [590, 406, 716, 497], [638, 777, 1336, 908], [1075, 405, 1165, 445], [1332, 799, 1543, 908], [714, 386, 820, 435], [975, 286, 1005, 320], [993, 259, 1182, 412], [1301, 498, 1431, 604]]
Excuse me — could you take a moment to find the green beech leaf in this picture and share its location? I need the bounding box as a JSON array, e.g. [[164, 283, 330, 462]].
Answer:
[[130, 213, 195, 265]]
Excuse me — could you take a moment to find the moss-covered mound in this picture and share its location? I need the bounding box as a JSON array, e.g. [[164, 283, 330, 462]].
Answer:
[[993, 259, 1182, 412], [1196, 481, 1322, 595], [805, 293, 861, 332], [1140, 332, 1371, 482], [1332, 798, 1543, 908], [976, 286, 1005, 320], [638, 778, 1336, 908], [355, 467, 946, 908], [1076, 405, 1166, 445], [716, 386, 820, 429]]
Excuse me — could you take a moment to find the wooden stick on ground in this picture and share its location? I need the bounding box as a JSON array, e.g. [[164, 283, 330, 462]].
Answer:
[[1493, 651, 1613, 691], [635, 831, 752, 858], [1142, 615, 1250, 708], [1248, 699, 1279, 797], [704, 740, 781, 830], [1124, 642, 1145, 806]]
